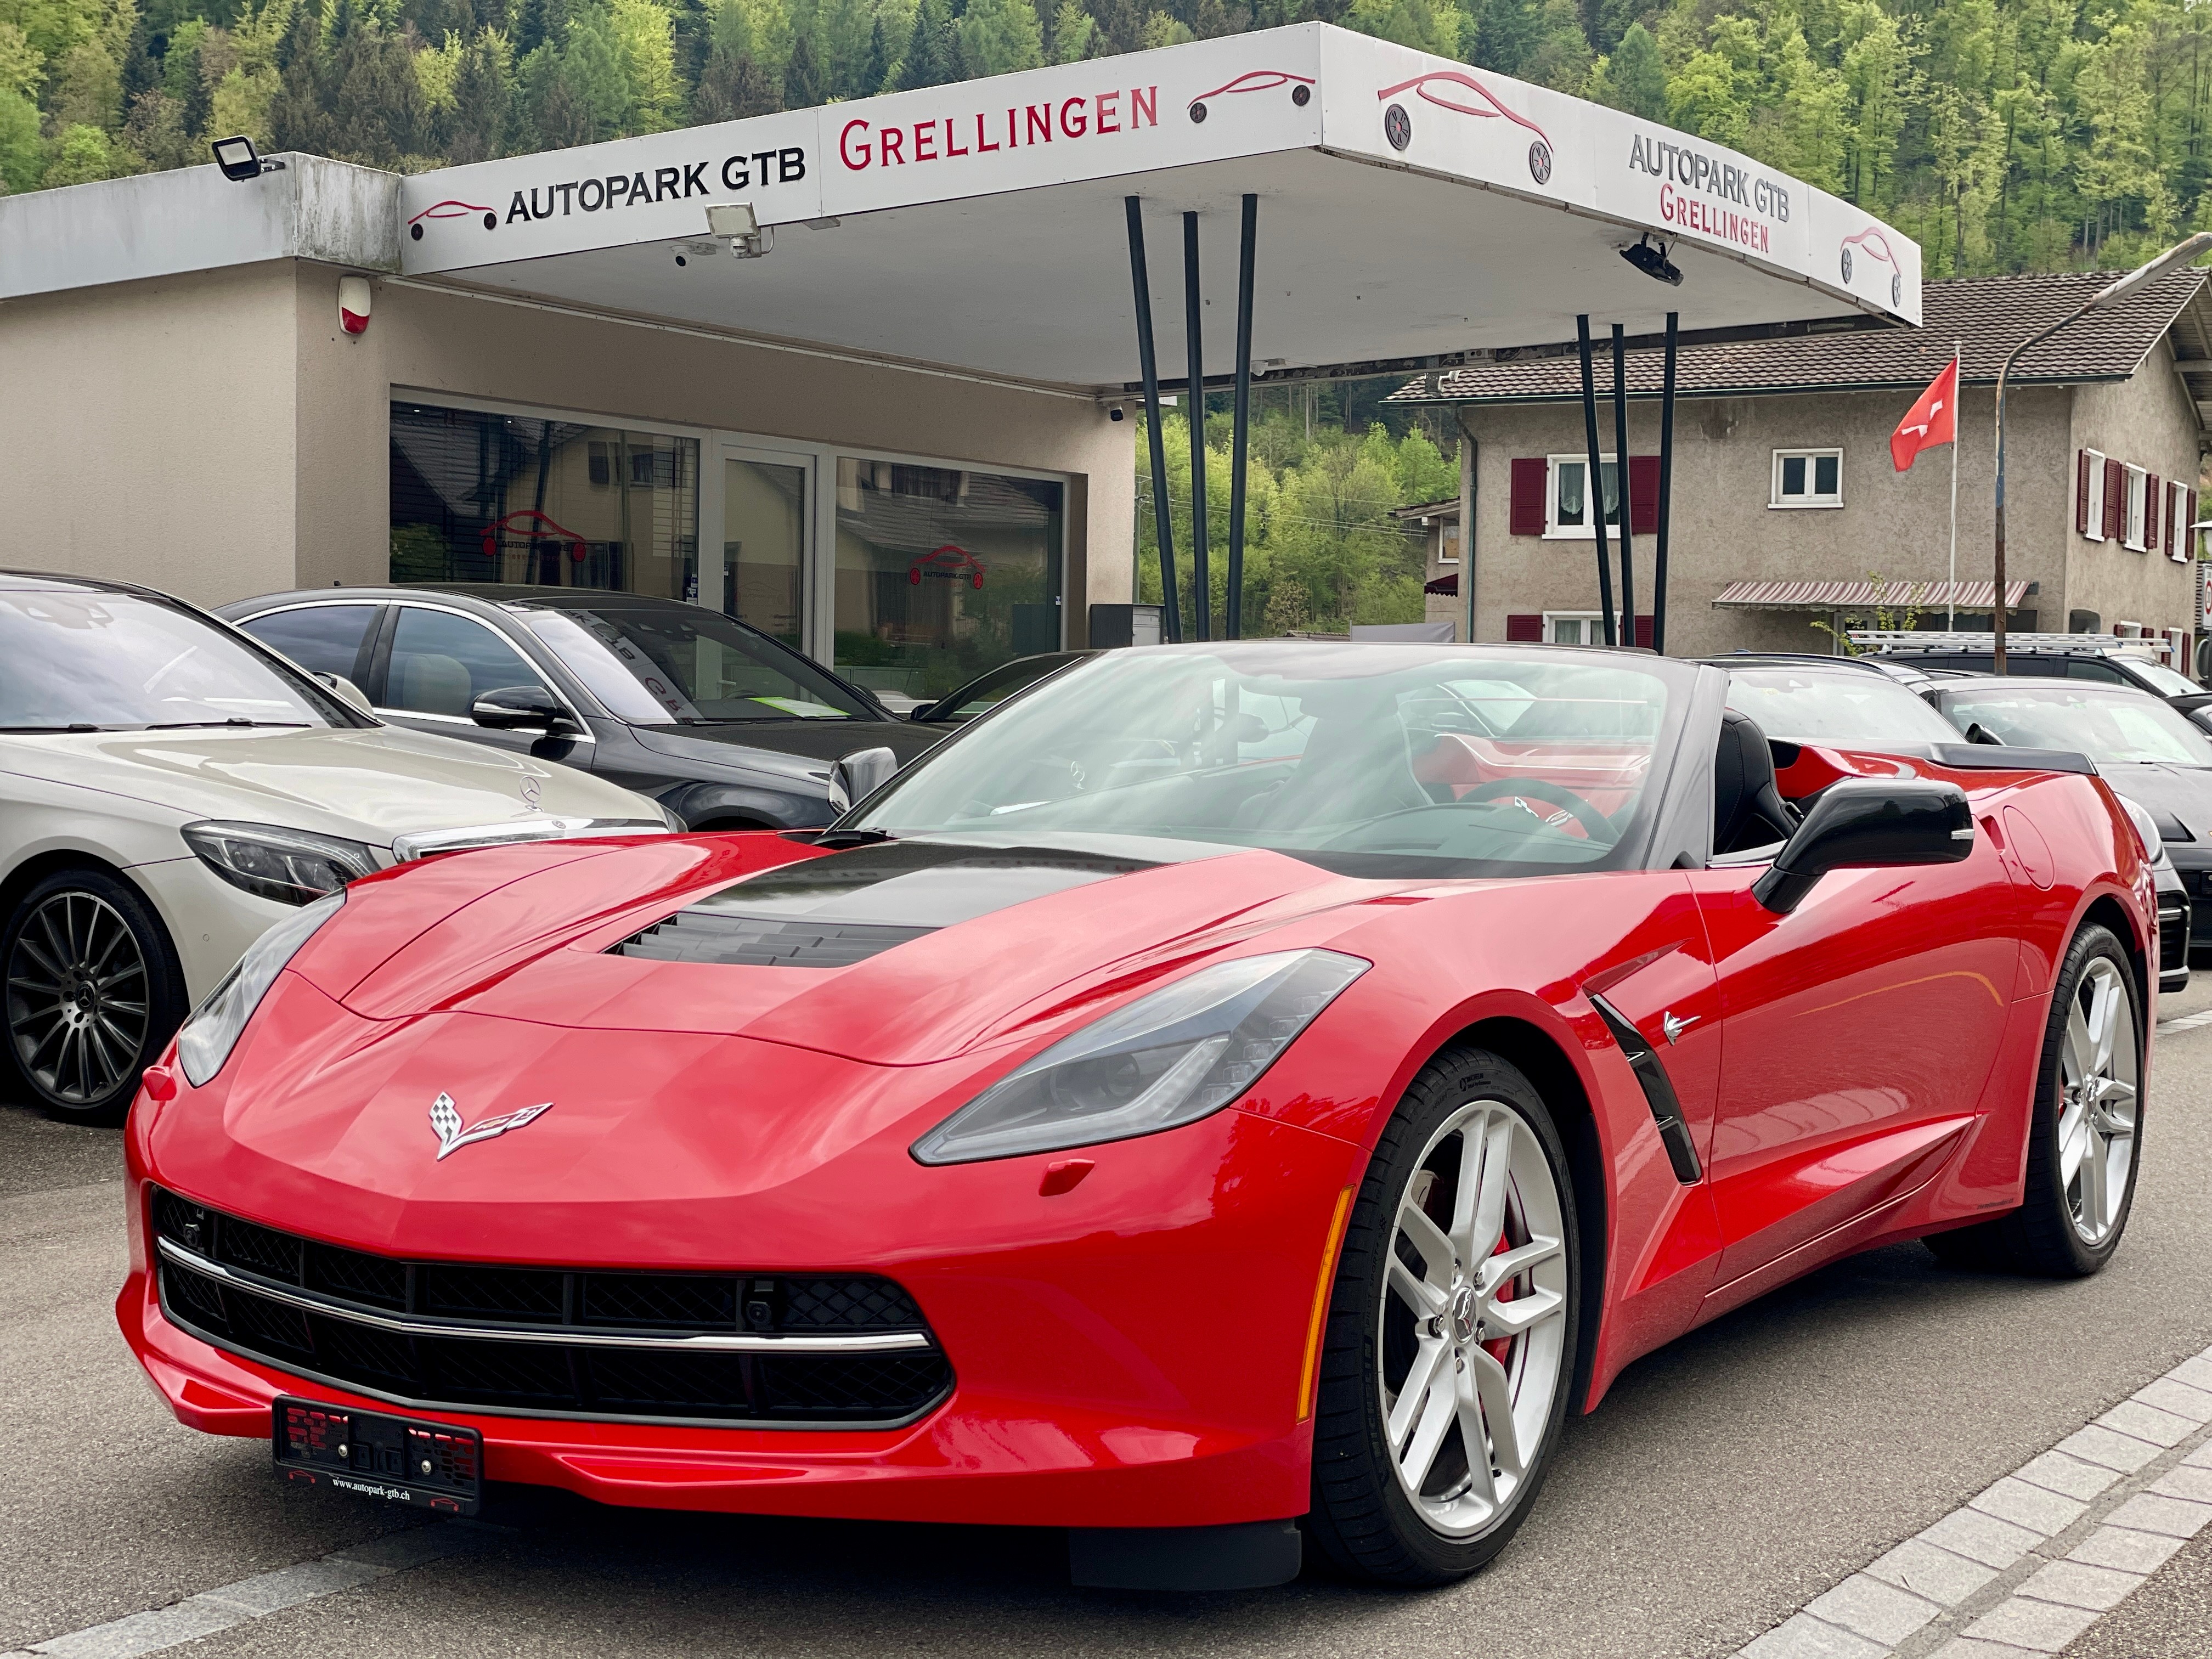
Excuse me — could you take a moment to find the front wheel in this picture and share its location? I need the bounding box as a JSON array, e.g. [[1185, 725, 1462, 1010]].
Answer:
[[1306, 1047, 1579, 1585], [2, 868, 187, 1125]]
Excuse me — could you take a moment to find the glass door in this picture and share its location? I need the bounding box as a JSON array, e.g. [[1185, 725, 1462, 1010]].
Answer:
[[715, 447, 811, 650]]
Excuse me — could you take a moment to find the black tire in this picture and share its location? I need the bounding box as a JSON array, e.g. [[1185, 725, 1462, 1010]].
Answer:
[[1306, 1046, 1579, 1585], [2, 867, 187, 1125], [1924, 923, 2143, 1276]]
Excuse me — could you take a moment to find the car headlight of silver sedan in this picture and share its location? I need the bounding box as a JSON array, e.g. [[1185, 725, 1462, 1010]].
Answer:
[[911, 949, 1369, 1165], [182, 821, 379, 906], [176, 890, 346, 1087]]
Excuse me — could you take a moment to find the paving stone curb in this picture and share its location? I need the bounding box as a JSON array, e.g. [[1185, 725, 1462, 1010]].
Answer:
[[1730, 1345, 2212, 1659]]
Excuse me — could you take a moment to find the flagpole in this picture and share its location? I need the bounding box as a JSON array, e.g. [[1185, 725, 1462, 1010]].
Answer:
[[1948, 341, 1960, 629]]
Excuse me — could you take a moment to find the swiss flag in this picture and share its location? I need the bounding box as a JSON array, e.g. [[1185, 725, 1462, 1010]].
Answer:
[[1891, 357, 1958, 471]]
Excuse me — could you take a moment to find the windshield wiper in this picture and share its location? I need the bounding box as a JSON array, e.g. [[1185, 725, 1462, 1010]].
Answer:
[[0, 723, 108, 732], [140, 719, 313, 730]]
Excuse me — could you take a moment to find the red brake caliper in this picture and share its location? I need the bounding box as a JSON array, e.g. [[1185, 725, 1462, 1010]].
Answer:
[[1483, 1231, 1516, 1366]]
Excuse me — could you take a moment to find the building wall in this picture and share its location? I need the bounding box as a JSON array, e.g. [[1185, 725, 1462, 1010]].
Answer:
[[0, 261, 303, 606], [2064, 335, 2203, 634], [1, 259, 1132, 634], [1457, 382, 2089, 656], [295, 269, 1134, 637]]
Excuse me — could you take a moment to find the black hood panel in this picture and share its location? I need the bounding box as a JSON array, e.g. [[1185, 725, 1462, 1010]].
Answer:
[[627, 719, 944, 769], [2102, 765, 2212, 842], [613, 841, 1158, 967]]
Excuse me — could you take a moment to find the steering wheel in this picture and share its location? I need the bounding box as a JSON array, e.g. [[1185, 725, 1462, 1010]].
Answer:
[[1452, 777, 1615, 840]]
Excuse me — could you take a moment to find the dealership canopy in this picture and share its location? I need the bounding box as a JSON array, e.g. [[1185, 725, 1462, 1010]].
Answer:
[[393, 22, 1920, 393]]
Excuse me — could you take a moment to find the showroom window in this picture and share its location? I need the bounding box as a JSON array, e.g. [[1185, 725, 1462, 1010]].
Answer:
[[833, 458, 1064, 704], [390, 402, 699, 599], [1772, 448, 1842, 507]]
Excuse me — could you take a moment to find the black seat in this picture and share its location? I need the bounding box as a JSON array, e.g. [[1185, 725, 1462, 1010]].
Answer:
[[1713, 711, 1798, 854]]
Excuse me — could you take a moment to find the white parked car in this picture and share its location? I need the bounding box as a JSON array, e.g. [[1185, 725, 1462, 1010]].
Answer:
[[0, 571, 674, 1122]]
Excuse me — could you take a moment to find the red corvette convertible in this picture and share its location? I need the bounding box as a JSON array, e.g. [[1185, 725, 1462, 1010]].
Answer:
[[119, 642, 2153, 1589]]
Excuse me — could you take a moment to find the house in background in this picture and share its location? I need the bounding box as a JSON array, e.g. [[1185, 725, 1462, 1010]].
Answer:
[[1392, 271, 2212, 664]]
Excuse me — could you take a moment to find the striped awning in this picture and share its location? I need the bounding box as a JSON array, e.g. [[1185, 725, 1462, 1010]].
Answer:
[[1712, 579, 2030, 611]]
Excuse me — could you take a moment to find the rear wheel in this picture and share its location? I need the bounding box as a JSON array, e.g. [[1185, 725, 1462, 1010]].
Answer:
[[1926, 923, 2142, 1276], [2, 869, 187, 1125], [1306, 1046, 1578, 1585]]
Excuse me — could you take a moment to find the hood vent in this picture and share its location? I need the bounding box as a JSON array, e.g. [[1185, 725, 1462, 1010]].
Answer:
[[617, 912, 933, 968], [610, 839, 1157, 969]]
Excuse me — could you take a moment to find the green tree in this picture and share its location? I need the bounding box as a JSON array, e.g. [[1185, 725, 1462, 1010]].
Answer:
[[1608, 20, 1666, 120], [955, 0, 1039, 78], [892, 0, 951, 88]]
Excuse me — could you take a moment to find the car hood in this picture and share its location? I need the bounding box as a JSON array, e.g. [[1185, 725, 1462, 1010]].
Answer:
[[0, 725, 657, 849], [624, 718, 943, 777], [2097, 764, 2212, 844], [286, 832, 1400, 1068]]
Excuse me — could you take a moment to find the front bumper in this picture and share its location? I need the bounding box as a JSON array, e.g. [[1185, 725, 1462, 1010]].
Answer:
[[2168, 849, 2212, 952], [120, 1097, 1357, 1530]]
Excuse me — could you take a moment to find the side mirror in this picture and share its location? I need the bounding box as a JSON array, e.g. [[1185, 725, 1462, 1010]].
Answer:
[[312, 671, 372, 714], [1963, 721, 2004, 746], [828, 746, 900, 814], [1752, 779, 1974, 914], [909, 703, 941, 723], [472, 685, 573, 733]]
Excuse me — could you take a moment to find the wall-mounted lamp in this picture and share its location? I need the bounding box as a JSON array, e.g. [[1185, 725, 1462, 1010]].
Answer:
[[211, 136, 285, 181], [1620, 234, 1682, 286], [707, 202, 772, 258]]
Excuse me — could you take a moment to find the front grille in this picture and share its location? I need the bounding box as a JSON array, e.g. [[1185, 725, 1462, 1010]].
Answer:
[[2160, 895, 2191, 971], [150, 1187, 950, 1427]]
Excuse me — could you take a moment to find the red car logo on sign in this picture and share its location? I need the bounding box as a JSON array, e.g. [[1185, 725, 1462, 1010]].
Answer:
[[408, 200, 498, 239], [909, 545, 986, 589], [1375, 71, 1554, 182]]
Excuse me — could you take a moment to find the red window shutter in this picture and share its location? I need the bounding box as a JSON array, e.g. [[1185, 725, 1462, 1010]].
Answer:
[[1509, 459, 1547, 537], [1505, 613, 1544, 642], [1633, 614, 1654, 648], [2104, 459, 2124, 540], [2147, 475, 2161, 552], [1628, 456, 1661, 534], [2076, 450, 2091, 534]]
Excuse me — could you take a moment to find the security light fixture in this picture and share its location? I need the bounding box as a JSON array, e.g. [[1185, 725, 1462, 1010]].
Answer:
[[707, 202, 771, 258], [211, 136, 284, 181], [1620, 235, 1682, 287]]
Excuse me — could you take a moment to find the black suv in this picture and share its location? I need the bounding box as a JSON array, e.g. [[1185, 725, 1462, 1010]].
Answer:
[[218, 585, 943, 831]]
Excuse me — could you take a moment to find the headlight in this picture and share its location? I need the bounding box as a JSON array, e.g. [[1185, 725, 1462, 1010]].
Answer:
[[911, 949, 1369, 1166], [176, 891, 345, 1087], [183, 821, 377, 906], [2117, 797, 2170, 870]]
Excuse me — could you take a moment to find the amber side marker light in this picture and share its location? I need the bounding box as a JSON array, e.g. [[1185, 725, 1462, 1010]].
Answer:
[[1298, 1187, 1356, 1421]]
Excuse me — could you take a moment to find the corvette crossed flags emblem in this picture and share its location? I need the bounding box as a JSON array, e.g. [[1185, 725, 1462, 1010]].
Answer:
[[428, 1092, 552, 1160]]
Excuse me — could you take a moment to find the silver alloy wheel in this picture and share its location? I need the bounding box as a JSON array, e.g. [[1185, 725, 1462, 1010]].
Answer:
[[5, 891, 151, 1105], [1378, 1098, 1569, 1539], [2058, 957, 2138, 1245]]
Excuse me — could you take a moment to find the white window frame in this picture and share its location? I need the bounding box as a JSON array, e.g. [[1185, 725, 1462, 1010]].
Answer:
[[2083, 449, 2107, 541], [1438, 523, 1460, 565], [1542, 454, 1621, 540], [2171, 481, 2193, 563], [1542, 611, 1606, 645], [391, 386, 1073, 664], [1771, 447, 1844, 509], [2125, 466, 2149, 551]]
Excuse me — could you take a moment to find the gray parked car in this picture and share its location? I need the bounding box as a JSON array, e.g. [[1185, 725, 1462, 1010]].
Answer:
[[217, 585, 943, 831]]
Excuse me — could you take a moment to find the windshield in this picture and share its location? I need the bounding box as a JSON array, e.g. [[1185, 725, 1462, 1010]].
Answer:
[[520, 603, 872, 724], [851, 644, 1677, 877], [1938, 685, 2212, 766], [2128, 658, 2202, 698], [1725, 667, 1963, 747], [0, 590, 342, 732], [934, 653, 1082, 723]]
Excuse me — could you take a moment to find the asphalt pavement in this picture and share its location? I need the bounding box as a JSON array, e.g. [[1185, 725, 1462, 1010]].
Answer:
[[6, 977, 2212, 1659]]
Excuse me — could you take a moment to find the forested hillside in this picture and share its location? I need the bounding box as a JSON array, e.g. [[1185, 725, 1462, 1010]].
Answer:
[[0, 0, 2207, 282]]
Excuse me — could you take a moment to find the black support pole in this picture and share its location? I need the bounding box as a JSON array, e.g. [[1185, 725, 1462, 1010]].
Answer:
[[1183, 211, 1210, 641], [1126, 197, 1180, 643], [1576, 316, 1616, 646], [1654, 311, 1678, 656], [1227, 194, 1257, 641], [1612, 323, 1635, 648]]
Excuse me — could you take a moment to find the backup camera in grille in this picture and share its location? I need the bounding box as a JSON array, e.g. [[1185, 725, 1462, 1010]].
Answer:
[[149, 1187, 950, 1427]]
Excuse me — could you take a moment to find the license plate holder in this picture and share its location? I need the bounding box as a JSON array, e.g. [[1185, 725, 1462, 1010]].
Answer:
[[272, 1397, 482, 1516]]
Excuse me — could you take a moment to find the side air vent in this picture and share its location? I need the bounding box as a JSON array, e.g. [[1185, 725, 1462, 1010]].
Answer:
[[614, 912, 933, 967], [1587, 993, 1701, 1184]]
